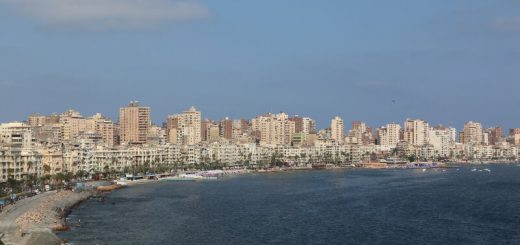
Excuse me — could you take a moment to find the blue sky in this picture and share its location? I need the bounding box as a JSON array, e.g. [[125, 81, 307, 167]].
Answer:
[[1, 0, 519, 130]]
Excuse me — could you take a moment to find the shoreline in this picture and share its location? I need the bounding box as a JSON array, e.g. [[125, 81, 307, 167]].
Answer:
[[0, 179, 174, 245], [3, 163, 516, 244], [0, 189, 96, 245]]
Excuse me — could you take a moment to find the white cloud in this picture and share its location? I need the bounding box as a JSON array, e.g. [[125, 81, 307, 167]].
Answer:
[[1, 0, 210, 31]]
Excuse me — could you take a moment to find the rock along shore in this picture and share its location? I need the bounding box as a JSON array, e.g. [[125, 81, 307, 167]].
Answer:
[[0, 190, 94, 245]]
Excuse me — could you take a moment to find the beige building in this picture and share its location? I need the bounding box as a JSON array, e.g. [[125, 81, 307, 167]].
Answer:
[[119, 101, 151, 145], [166, 115, 180, 144], [147, 125, 166, 145], [28, 114, 47, 127], [39, 148, 64, 175], [377, 123, 401, 147], [346, 121, 374, 145], [166, 106, 202, 145], [60, 109, 87, 142], [33, 124, 62, 144], [251, 113, 295, 146], [461, 121, 483, 145], [301, 117, 316, 134], [0, 122, 34, 148], [404, 119, 429, 146], [86, 113, 115, 147], [201, 119, 220, 143], [510, 128, 520, 145], [0, 122, 43, 182], [208, 123, 220, 143], [330, 116, 344, 144]]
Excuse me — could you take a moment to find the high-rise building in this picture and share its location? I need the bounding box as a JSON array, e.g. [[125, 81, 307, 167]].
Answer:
[[232, 120, 244, 139], [28, 114, 47, 127], [486, 127, 503, 145], [429, 125, 456, 157], [404, 119, 429, 146], [219, 118, 233, 140], [166, 115, 180, 144], [182, 106, 202, 145], [377, 123, 401, 147], [330, 116, 344, 144], [59, 109, 87, 142], [461, 121, 483, 145], [239, 119, 250, 134], [509, 128, 520, 145], [119, 101, 151, 145], [85, 113, 115, 146], [251, 113, 295, 146], [301, 117, 316, 134], [289, 116, 316, 135], [85, 113, 115, 147], [201, 119, 212, 142], [347, 121, 374, 145], [289, 116, 304, 133], [208, 123, 220, 142], [166, 106, 202, 145]]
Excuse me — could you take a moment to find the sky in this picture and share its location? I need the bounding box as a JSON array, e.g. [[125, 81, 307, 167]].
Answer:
[[0, 0, 519, 130]]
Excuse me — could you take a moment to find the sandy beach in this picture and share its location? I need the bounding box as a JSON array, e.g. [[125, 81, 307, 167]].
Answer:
[[0, 190, 93, 245]]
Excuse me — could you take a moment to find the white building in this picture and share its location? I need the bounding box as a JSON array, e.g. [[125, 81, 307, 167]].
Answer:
[[428, 126, 455, 158], [377, 123, 401, 148], [404, 119, 429, 146], [330, 116, 344, 144], [0, 122, 43, 182]]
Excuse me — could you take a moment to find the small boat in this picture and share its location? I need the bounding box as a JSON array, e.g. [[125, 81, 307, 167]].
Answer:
[[471, 168, 477, 172], [483, 168, 491, 172], [115, 180, 129, 186], [422, 169, 427, 172]]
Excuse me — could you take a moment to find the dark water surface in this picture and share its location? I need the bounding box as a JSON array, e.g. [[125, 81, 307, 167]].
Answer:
[[59, 165, 520, 244]]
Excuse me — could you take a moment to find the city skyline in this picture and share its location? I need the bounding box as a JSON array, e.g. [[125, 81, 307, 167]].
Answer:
[[13, 101, 519, 145], [1, 0, 520, 129], [9, 101, 516, 134]]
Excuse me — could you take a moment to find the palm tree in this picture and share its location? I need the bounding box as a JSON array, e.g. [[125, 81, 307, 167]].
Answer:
[[75, 170, 88, 180], [39, 175, 52, 186], [52, 173, 66, 187], [43, 164, 51, 175], [7, 178, 22, 194], [24, 174, 38, 190]]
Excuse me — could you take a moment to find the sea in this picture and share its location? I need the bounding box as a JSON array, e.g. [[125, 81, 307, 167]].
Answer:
[[58, 165, 520, 244]]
